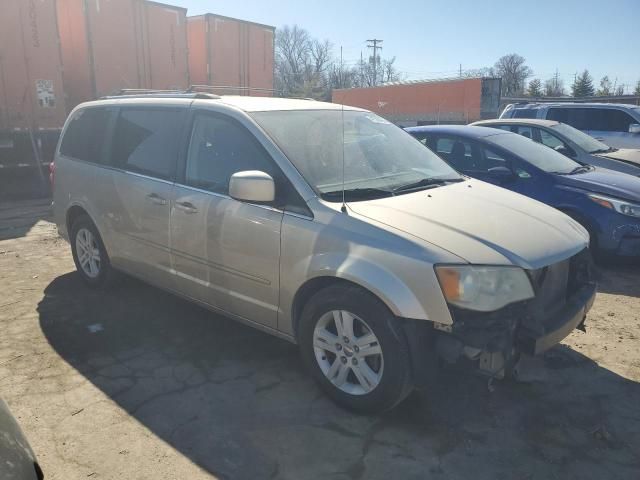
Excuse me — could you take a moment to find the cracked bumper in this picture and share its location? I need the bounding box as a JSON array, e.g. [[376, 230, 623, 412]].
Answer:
[[516, 282, 596, 356]]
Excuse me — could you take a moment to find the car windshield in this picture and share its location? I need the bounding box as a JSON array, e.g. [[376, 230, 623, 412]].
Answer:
[[550, 123, 611, 153], [487, 132, 582, 174], [251, 110, 462, 201]]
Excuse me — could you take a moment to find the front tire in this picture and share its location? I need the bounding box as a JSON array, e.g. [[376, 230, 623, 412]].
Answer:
[[70, 214, 114, 288], [299, 284, 414, 413]]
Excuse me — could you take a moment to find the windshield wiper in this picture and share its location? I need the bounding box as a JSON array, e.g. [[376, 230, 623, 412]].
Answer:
[[553, 165, 593, 175], [591, 147, 617, 154], [393, 177, 463, 193], [321, 187, 393, 201]]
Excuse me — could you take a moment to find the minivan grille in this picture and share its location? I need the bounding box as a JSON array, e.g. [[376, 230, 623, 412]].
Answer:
[[528, 248, 592, 315]]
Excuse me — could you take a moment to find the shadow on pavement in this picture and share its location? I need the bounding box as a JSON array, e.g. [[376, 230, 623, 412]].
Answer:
[[0, 199, 52, 241], [38, 272, 640, 479], [593, 261, 640, 297]]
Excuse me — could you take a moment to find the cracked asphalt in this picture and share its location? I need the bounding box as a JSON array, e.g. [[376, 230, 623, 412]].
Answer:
[[1, 200, 639, 479]]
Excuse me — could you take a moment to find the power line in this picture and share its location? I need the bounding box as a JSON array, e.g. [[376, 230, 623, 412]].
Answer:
[[366, 39, 383, 86]]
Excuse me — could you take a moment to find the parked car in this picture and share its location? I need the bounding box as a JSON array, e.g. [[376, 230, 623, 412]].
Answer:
[[471, 118, 640, 177], [0, 398, 44, 480], [499, 102, 640, 149], [406, 125, 640, 258], [54, 94, 595, 413]]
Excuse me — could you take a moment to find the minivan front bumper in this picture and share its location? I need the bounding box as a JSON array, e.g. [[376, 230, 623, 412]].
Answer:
[[517, 282, 595, 355], [421, 249, 596, 379]]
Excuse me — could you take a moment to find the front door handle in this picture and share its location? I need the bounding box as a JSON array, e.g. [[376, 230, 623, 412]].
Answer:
[[146, 193, 167, 205], [175, 201, 198, 214]]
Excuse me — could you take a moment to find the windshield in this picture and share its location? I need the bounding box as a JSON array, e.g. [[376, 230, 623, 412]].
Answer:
[[550, 123, 610, 153], [487, 132, 582, 174], [251, 110, 462, 200]]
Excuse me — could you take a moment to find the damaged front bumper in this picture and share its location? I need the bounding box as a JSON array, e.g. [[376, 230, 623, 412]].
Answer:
[[518, 282, 595, 355], [430, 249, 596, 378]]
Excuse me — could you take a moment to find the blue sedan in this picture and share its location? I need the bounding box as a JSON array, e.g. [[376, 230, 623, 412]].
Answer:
[[406, 125, 640, 257]]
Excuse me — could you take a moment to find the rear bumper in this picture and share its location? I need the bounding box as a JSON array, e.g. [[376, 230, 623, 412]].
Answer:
[[517, 282, 596, 355]]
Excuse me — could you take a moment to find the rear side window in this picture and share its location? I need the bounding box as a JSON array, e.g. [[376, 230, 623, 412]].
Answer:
[[59, 108, 111, 163], [512, 108, 537, 119], [111, 108, 184, 180], [547, 107, 569, 124], [596, 109, 637, 132]]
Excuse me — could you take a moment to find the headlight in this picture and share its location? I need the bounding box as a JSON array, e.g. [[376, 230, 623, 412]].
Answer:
[[435, 265, 534, 312], [588, 193, 640, 218]]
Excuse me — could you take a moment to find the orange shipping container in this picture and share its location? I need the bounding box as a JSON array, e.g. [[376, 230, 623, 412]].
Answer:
[[332, 77, 502, 126], [0, 0, 67, 131], [56, 0, 189, 109], [187, 14, 274, 96]]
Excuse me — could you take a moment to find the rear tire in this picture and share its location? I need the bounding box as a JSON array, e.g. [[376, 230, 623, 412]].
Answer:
[[70, 214, 115, 288], [298, 284, 414, 413]]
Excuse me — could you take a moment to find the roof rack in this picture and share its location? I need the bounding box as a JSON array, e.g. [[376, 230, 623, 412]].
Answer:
[[100, 88, 221, 100], [189, 84, 278, 94]]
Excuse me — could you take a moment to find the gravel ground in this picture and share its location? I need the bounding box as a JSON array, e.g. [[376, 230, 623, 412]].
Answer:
[[1, 200, 639, 480]]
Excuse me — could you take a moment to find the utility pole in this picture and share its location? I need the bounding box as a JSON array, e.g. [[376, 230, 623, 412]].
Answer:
[[554, 68, 560, 93], [340, 46, 343, 88], [459, 64, 462, 77], [367, 39, 383, 86]]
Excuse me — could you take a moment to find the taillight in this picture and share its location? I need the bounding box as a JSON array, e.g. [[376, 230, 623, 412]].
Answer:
[[49, 161, 55, 190]]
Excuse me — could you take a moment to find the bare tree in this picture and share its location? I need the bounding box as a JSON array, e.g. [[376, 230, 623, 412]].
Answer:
[[357, 55, 403, 87], [544, 77, 565, 96], [275, 25, 311, 96], [597, 76, 612, 96], [494, 54, 533, 96]]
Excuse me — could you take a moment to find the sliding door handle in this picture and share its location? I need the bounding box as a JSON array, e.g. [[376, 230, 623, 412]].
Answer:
[[175, 201, 198, 214], [146, 193, 167, 205]]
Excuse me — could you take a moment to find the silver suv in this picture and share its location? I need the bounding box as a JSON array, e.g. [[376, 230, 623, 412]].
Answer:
[[500, 102, 640, 149], [53, 93, 595, 412]]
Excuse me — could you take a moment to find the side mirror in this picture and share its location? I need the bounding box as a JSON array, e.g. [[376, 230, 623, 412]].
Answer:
[[629, 123, 640, 134], [229, 170, 275, 203], [487, 166, 515, 181], [554, 145, 576, 158]]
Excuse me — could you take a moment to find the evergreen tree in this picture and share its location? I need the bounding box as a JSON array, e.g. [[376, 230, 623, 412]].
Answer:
[[634, 80, 640, 96], [572, 70, 595, 97], [527, 78, 542, 97]]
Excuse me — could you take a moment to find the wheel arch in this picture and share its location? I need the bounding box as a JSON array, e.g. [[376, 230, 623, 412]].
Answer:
[[290, 270, 432, 340], [66, 204, 91, 234]]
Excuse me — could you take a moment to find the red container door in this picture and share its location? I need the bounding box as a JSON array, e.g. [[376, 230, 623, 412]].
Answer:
[[143, 3, 189, 90], [0, 0, 67, 130], [208, 16, 243, 93], [247, 24, 274, 96]]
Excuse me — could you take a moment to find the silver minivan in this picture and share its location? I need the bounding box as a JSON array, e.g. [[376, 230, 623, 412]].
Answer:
[[53, 93, 596, 412]]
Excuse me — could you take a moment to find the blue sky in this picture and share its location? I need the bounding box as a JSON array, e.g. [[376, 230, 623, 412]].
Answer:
[[175, 0, 640, 92]]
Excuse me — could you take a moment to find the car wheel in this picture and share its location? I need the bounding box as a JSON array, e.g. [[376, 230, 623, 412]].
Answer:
[[299, 284, 414, 413], [70, 214, 115, 288]]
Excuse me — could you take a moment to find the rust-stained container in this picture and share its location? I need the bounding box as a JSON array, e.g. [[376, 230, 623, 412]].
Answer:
[[56, 0, 189, 109], [332, 77, 502, 126], [187, 14, 275, 96], [0, 0, 67, 132], [0, 0, 67, 169]]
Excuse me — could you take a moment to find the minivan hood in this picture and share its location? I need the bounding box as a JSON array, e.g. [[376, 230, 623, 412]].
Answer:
[[556, 167, 640, 202], [596, 148, 640, 166], [348, 179, 588, 270]]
